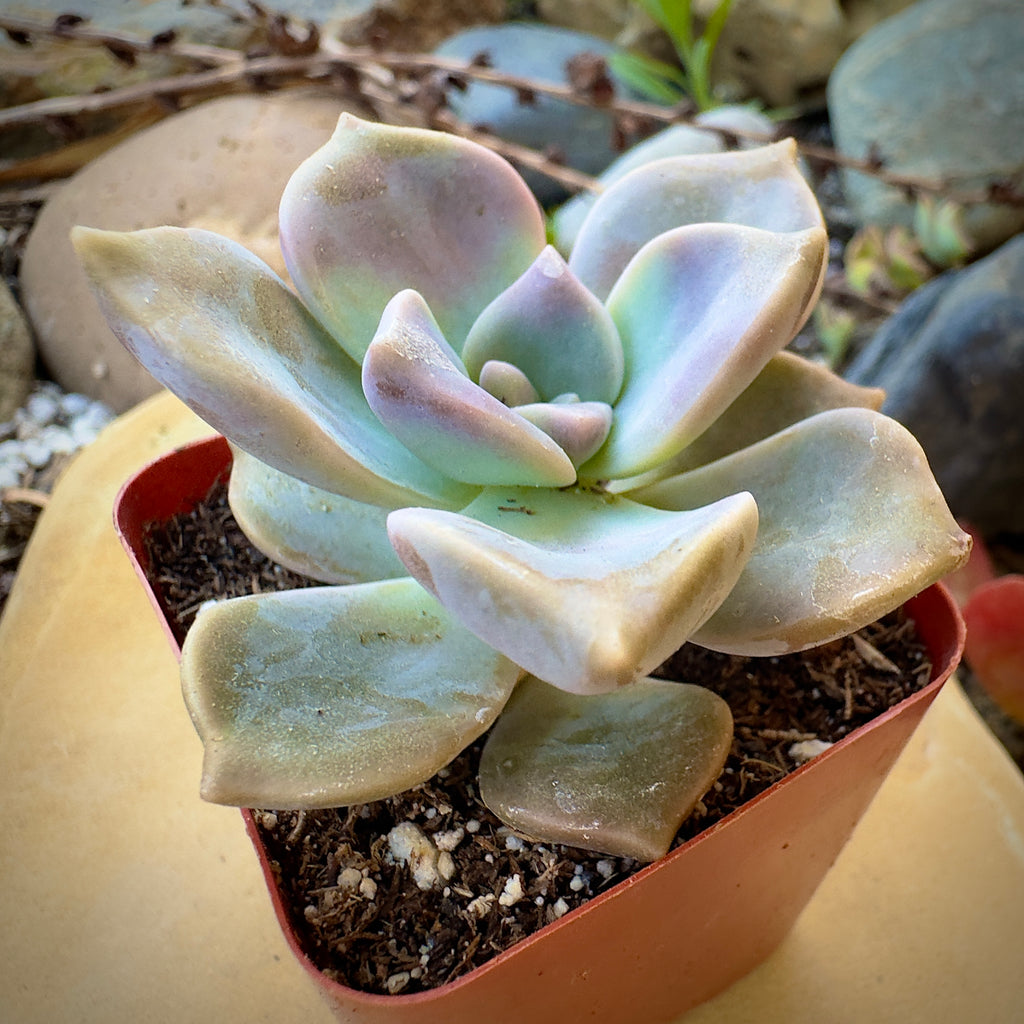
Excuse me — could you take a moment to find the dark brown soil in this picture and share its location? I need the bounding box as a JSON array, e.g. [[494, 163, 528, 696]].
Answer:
[[145, 481, 933, 997]]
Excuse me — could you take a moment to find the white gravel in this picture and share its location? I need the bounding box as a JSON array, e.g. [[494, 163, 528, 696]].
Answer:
[[0, 381, 114, 489]]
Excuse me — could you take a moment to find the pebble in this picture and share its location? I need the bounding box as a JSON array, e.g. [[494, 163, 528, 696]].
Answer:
[[789, 739, 834, 765], [433, 826, 465, 851], [0, 381, 113, 490], [498, 873, 525, 907], [337, 867, 363, 891], [386, 821, 442, 891], [385, 971, 410, 995]]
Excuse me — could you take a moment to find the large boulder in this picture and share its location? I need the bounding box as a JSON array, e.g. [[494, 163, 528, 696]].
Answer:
[[845, 235, 1024, 536], [828, 0, 1024, 252], [20, 92, 368, 412]]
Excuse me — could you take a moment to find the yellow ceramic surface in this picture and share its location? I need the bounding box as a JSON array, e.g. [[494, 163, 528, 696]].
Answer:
[[2, 391, 1023, 1023]]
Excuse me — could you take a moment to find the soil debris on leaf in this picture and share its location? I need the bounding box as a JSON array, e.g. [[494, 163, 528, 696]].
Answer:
[[146, 481, 933, 995]]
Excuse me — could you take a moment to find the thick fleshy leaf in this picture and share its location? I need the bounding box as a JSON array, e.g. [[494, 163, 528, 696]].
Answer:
[[362, 290, 577, 487], [479, 675, 733, 861], [514, 399, 613, 467], [478, 360, 539, 406], [613, 351, 885, 492], [228, 447, 406, 584], [180, 578, 521, 808], [387, 487, 758, 694], [72, 226, 475, 510], [569, 139, 824, 301], [279, 113, 546, 360], [635, 408, 972, 655], [461, 246, 624, 404], [583, 223, 827, 481], [551, 105, 777, 254]]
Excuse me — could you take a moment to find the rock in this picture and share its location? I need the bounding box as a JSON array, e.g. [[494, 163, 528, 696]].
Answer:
[[322, 0, 504, 52], [20, 92, 368, 412], [845, 234, 1024, 536], [0, 279, 34, 423], [1, 0, 259, 120], [828, 0, 1024, 252], [0, 381, 113, 489], [537, 0, 916, 105], [699, 0, 916, 105], [434, 23, 647, 204], [536, 0, 670, 57]]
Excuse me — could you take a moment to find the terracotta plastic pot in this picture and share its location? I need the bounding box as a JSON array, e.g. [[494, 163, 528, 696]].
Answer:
[[115, 434, 966, 1024]]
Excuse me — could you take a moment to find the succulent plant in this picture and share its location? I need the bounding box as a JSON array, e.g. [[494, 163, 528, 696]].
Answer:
[[73, 114, 970, 863]]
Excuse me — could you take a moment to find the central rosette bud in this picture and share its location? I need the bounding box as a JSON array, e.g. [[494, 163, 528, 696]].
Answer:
[[361, 246, 623, 488]]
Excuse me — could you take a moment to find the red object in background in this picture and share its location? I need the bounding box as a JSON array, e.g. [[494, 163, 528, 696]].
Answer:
[[963, 575, 1024, 725], [945, 521, 1024, 725]]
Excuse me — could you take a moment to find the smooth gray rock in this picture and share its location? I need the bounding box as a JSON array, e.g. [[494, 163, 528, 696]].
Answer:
[[828, 0, 1024, 252], [434, 23, 646, 204], [845, 234, 1024, 535]]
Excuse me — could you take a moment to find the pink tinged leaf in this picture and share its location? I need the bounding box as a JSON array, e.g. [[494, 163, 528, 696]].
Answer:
[[636, 408, 973, 655], [478, 360, 539, 406], [278, 113, 547, 361], [584, 222, 827, 481], [362, 290, 577, 487], [610, 351, 885, 493], [478, 676, 733, 862], [461, 246, 624, 404], [386, 487, 758, 695], [70, 225, 475, 509], [513, 399, 613, 467], [963, 576, 1024, 725], [569, 139, 825, 301]]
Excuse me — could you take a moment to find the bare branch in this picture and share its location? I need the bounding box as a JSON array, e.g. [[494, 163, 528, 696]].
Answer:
[[1, 15, 1020, 208]]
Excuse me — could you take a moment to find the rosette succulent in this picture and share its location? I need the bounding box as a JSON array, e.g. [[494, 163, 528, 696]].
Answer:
[[73, 115, 969, 863]]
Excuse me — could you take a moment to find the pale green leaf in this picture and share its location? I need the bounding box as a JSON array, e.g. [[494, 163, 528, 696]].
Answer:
[[461, 245, 624, 405], [583, 223, 827, 480], [181, 578, 521, 808], [387, 487, 757, 694], [71, 225, 475, 509], [479, 675, 732, 861], [568, 139, 824, 301], [635, 408, 972, 654], [228, 446, 407, 584]]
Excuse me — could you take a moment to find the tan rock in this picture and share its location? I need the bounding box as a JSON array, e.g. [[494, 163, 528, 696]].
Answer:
[[539, 0, 917, 105], [0, 278, 35, 422], [697, 0, 917, 105], [20, 91, 370, 413], [323, 0, 505, 52]]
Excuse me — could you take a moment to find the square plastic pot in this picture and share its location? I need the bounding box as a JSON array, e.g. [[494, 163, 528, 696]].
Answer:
[[115, 434, 966, 1024]]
